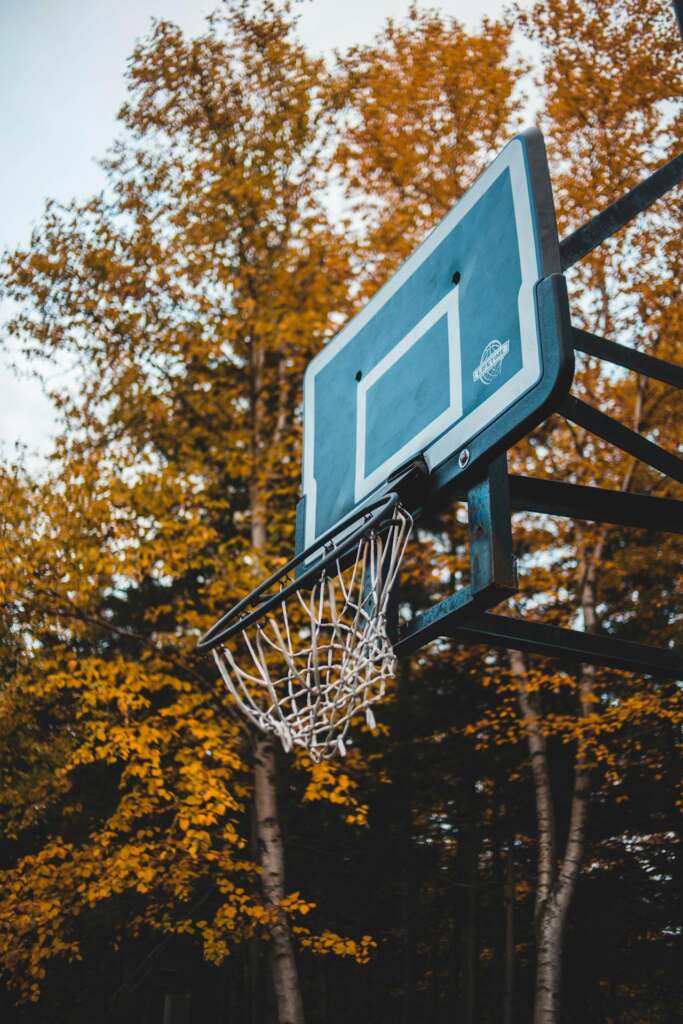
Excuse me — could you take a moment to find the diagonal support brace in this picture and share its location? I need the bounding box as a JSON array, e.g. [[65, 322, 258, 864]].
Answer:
[[573, 328, 683, 389], [559, 151, 683, 270], [560, 394, 683, 484]]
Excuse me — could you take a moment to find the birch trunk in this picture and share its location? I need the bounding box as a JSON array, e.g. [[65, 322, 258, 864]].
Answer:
[[532, 900, 564, 1024], [521, 387, 638, 1020], [253, 734, 305, 1024], [249, 332, 305, 1023], [532, 753, 590, 1024], [511, 632, 592, 1024]]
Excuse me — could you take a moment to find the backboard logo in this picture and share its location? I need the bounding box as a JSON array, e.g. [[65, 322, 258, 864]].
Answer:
[[473, 339, 510, 384]]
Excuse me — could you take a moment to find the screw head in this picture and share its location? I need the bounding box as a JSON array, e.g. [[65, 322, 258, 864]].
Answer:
[[458, 448, 470, 469]]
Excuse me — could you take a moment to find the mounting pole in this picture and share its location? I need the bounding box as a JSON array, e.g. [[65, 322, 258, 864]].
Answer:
[[396, 454, 517, 655]]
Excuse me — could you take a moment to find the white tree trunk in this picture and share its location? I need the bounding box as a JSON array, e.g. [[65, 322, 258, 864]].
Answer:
[[253, 733, 305, 1024], [511, 643, 591, 1024], [533, 907, 562, 1024], [532, 752, 590, 1023], [248, 334, 305, 1023]]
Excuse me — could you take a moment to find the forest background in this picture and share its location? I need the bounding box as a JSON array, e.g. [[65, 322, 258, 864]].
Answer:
[[0, 1, 681, 1023]]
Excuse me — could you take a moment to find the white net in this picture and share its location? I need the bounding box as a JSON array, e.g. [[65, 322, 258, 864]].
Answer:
[[213, 507, 412, 761]]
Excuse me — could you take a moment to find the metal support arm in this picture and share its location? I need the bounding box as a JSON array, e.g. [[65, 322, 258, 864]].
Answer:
[[396, 465, 682, 671], [559, 151, 683, 271], [573, 327, 683, 389], [560, 394, 683, 484], [508, 476, 683, 534], [442, 613, 681, 678], [395, 118, 683, 671]]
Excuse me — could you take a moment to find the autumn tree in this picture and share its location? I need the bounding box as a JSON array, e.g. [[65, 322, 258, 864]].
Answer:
[[1, 0, 681, 1021], [0, 1, 523, 1014], [334, 0, 682, 1022], [0, 2, 359, 1019], [335, 2, 524, 285], [502, 1, 683, 1020], [329, 8, 524, 1022]]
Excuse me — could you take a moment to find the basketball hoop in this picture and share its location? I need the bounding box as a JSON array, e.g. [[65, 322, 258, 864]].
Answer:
[[197, 493, 412, 761]]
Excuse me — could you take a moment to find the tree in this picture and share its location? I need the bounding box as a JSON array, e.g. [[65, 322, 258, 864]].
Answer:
[[335, 1, 681, 1021], [335, 2, 524, 281], [508, 1, 683, 1019], [1, 1, 680, 1020], [0, 3, 357, 1018]]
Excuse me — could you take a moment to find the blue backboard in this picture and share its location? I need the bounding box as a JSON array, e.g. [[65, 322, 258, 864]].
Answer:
[[298, 128, 572, 553]]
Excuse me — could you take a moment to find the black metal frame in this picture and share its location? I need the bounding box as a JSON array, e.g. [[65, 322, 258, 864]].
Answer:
[[394, 455, 518, 653], [558, 152, 683, 271], [396, 140, 683, 677], [395, 452, 683, 675]]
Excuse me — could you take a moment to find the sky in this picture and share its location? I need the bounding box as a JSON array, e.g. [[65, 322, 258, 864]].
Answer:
[[0, 0, 510, 460]]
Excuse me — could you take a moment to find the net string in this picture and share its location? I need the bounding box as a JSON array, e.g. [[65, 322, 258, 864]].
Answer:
[[212, 506, 413, 761]]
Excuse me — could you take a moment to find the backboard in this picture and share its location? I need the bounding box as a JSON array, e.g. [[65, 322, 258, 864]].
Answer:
[[297, 127, 573, 554], [200, 123, 682, 760]]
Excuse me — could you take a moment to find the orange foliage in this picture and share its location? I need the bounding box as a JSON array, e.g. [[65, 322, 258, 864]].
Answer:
[[0, 0, 680, 1011]]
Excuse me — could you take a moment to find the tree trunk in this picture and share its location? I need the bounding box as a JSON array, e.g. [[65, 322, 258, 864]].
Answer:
[[511, 642, 591, 1024], [253, 734, 305, 1024], [533, 908, 563, 1024], [248, 328, 305, 1023], [317, 958, 328, 1024]]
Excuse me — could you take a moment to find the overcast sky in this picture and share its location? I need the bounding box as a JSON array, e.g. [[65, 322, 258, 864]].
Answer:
[[0, 0, 511, 460]]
